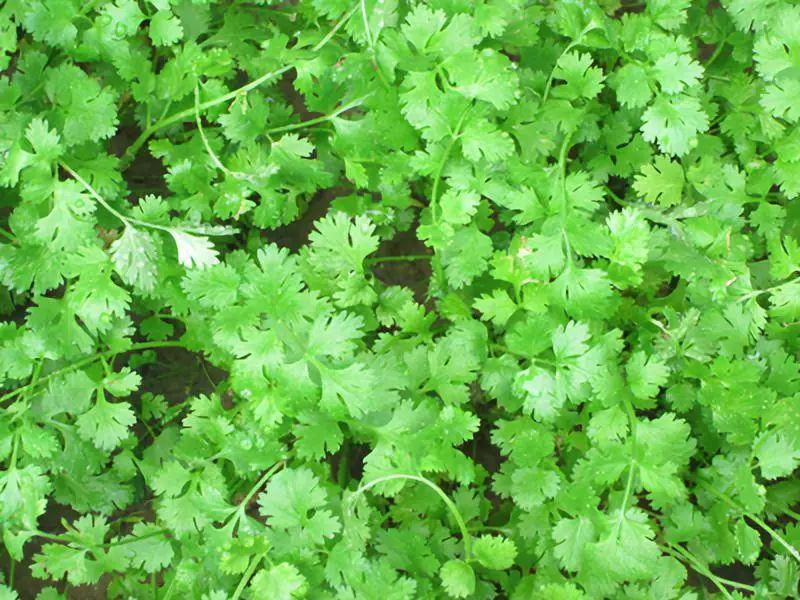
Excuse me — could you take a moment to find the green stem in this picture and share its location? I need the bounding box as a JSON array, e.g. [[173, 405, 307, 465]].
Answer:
[[60, 162, 132, 227], [541, 21, 597, 104], [350, 474, 473, 560], [236, 462, 285, 513], [428, 108, 471, 290], [675, 544, 755, 591], [317, 4, 360, 50], [0, 226, 15, 242], [662, 543, 734, 599], [366, 254, 432, 265], [8, 432, 19, 470], [614, 394, 638, 540], [120, 3, 359, 168], [779, 506, 800, 521], [161, 571, 177, 600], [737, 276, 800, 304], [604, 184, 628, 206], [266, 95, 371, 135], [704, 37, 728, 69], [31, 530, 71, 544], [79, 0, 102, 16], [62, 161, 192, 236], [702, 483, 800, 563], [747, 512, 800, 563], [0, 341, 188, 404], [193, 83, 242, 181], [430, 109, 470, 225], [338, 436, 351, 489], [231, 554, 264, 600]]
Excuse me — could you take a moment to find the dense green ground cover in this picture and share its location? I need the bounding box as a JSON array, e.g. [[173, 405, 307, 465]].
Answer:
[[1, 0, 800, 597]]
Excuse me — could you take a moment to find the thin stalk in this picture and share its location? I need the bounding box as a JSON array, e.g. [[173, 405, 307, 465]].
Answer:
[[161, 571, 177, 600], [337, 436, 351, 489], [79, 0, 102, 16], [60, 162, 132, 227], [231, 555, 264, 600], [428, 108, 470, 290], [704, 38, 728, 69], [360, 0, 389, 86], [194, 84, 238, 178], [541, 22, 597, 104], [662, 544, 735, 599], [0, 341, 188, 404], [557, 132, 574, 263], [62, 161, 230, 236], [366, 254, 432, 265], [604, 184, 629, 206], [0, 226, 16, 242], [266, 95, 371, 135], [737, 276, 800, 304], [431, 109, 470, 224], [614, 394, 638, 540], [702, 483, 800, 563], [671, 543, 755, 592], [120, 3, 359, 168], [350, 474, 473, 560], [193, 84, 258, 187], [31, 530, 71, 544], [237, 462, 286, 512], [8, 433, 19, 470], [317, 4, 360, 51]]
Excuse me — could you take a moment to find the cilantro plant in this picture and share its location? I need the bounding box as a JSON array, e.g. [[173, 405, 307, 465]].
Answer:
[[1, 0, 800, 598]]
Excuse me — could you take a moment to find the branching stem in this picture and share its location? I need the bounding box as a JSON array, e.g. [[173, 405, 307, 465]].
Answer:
[[350, 474, 473, 560]]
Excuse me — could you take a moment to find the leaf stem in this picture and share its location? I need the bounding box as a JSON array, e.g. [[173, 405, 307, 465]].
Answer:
[[704, 37, 728, 69], [614, 394, 638, 540], [366, 254, 432, 265], [0, 341, 188, 404], [236, 462, 285, 514], [541, 22, 597, 104], [60, 162, 132, 227], [193, 84, 255, 184], [0, 226, 16, 242], [661, 543, 735, 599], [701, 483, 800, 563], [119, 3, 359, 168], [350, 473, 473, 560], [428, 107, 471, 290], [265, 95, 372, 135], [231, 554, 264, 600]]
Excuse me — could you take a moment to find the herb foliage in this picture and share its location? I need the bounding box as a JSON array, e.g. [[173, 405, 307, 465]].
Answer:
[[1, 0, 800, 598]]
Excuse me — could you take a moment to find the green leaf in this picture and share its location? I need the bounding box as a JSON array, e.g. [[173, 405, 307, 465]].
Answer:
[[641, 94, 708, 156], [249, 563, 307, 599], [169, 230, 220, 270], [110, 227, 159, 292], [440, 559, 475, 598], [472, 535, 517, 570], [633, 156, 684, 206], [76, 395, 136, 451], [150, 11, 183, 46], [553, 52, 605, 101], [653, 53, 703, 95], [627, 351, 670, 401], [756, 433, 800, 479], [258, 468, 341, 545], [553, 516, 595, 572], [120, 523, 174, 573]]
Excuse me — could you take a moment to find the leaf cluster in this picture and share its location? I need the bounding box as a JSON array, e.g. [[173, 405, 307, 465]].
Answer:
[[1, 0, 800, 598]]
